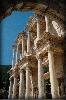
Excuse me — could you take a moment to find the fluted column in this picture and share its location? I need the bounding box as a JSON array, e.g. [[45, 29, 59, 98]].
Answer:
[[8, 78, 13, 99], [12, 48, 15, 68], [12, 75, 18, 99], [38, 56, 45, 99], [25, 67, 31, 99], [48, 49, 59, 98], [27, 32, 30, 53], [19, 69, 25, 99], [37, 18, 40, 39]]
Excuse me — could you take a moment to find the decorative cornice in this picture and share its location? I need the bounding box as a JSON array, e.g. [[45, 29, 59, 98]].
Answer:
[[34, 32, 63, 55]]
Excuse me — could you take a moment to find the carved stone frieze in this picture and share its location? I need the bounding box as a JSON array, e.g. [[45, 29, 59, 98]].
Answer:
[[34, 32, 63, 54], [8, 6, 65, 98]]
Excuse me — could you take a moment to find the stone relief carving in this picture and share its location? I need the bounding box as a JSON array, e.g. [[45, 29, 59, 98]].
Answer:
[[52, 21, 64, 36]]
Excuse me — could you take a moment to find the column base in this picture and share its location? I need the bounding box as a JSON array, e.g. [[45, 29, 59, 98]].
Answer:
[[25, 96, 33, 100], [52, 90, 60, 99], [38, 94, 46, 99], [12, 96, 17, 99], [25, 93, 32, 100], [8, 95, 12, 99], [19, 96, 25, 99]]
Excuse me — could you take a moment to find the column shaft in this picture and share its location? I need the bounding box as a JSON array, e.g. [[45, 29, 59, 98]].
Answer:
[[12, 76, 18, 99], [8, 79, 13, 99], [37, 18, 40, 39], [12, 48, 15, 67], [22, 37, 24, 57], [16, 45, 18, 63], [27, 32, 30, 53], [48, 50, 59, 98], [19, 69, 25, 99], [45, 16, 49, 32], [38, 58, 45, 98], [25, 67, 31, 98], [30, 75, 33, 98]]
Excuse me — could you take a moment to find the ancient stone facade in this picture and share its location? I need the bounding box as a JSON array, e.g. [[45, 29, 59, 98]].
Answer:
[[8, 12, 65, 99]]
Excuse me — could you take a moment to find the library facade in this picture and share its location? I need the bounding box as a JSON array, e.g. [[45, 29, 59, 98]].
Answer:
[[8, 7, 65, 99]]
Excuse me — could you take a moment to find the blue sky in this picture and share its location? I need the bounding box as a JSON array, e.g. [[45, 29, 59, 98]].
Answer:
[[0, 11, 33, 65]]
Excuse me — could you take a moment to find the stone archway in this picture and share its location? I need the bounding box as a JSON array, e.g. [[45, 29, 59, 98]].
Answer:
[[0, 0, 65, 21], [1, 0, 66, 99]]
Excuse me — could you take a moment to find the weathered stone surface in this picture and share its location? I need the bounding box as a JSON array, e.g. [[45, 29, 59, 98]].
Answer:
[[0, 0, 66, 21], [8, 7, 65, 99]]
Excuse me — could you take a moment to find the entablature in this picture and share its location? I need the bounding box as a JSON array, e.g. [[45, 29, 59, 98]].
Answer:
[[34, 32, 63, 55], [17, 53, 37, 69]]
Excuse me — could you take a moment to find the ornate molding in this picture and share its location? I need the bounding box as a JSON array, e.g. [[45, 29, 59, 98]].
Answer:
[[34, 32, 63, 54]]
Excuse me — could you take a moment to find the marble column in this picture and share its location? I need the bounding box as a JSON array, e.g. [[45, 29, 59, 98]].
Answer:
[[16, 45, 18, 63], [25, 67, 31, 99], [27, 32, 30, 53], [19, 69, 25, 99], [12, 75, 18, 99], [12, 48, 15, 68], [8, 78, 13, 99], [30, 75, 33, 98], [22, 36, 24, 57], [38, 57, 45, 99], [45, 15, 50, 32], [37, 18, 40, 39], [48, 49, 59, 98]]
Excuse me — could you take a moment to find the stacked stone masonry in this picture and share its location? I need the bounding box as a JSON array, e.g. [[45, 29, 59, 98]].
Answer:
[[8, 13, 64, 99]]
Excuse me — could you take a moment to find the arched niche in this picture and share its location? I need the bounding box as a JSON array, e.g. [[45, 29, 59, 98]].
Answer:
[[45, 11, 65, 37]]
